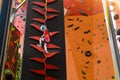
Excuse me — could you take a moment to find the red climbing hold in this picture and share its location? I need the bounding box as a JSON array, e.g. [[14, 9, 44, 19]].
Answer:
[[29, 36, 40, 41], [45, 76, 57, 80], [46, 64, 60, 70], [32, 8, 45, 15], [50, 31, 59, 36], [30, 23, 40, 31], [31, 70, 45, 75], [29, 31, 59, 41], [47, 0, 56, 3], [47, 8, 58, 13], [32, 2, 45, 7], [30, 44, 45, 53], [47, 14, 58, 20], [32, 18, 45, 23], [30, 58, 45, 63], [47, 43, 60, 49], [45, 52, 58, 58]]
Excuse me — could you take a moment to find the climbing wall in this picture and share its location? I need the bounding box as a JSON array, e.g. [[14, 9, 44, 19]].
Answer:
[[1, 0, 27, 80], [21, 0, 66, 80], [64, 0, 116, 80]]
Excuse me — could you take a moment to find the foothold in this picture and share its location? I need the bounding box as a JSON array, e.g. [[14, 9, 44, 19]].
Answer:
[[81, 70, 86, 75], [78, 9, 88, 16], [95, 47, 98, 50], [82, 38, 84, 42], [100, 28, 103, 31], [96, 71, 99, 75], [100, 44, 103, 47], [81, 50, 84, 53], [101, 24, 104, 26], [84, 30, 91, 34], [97, 25, 100, 27], [77, 47, 80, 49], [102, 37, 105, 39], [112, 76, 115, 79], [83, 76, 86, 79], [73, 41, 76, 42], [102, 32, 105, 35], [97, 60, 101, 64], [74, 27, 80, 30], [107, 38, 109, 40], [86, 61, 90, 64], [104, 19, 106, 22], [79, 20, 82, 22], [76, 17, 79, 21], [67, 18, 74, 21], [89, 25, 91, 26], [84, 66, 88, 69], [68, 24, 73, 28], [85, 51, 92, 57], [104, 76, 107, 80], [93, 34, 96, 36], [106, 66, 109, 69], [114, 14, 119, 20], [106, 58, 108, 62], [88, 40, 92, 45]]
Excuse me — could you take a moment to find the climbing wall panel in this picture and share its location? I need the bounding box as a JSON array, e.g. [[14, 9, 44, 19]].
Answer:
[[21, 0, 66, 80], [64, 0, 116, 80]]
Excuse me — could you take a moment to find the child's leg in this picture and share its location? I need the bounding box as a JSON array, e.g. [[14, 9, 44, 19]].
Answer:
[[44, 42, 48, 53], [37, 37, 44, 47]]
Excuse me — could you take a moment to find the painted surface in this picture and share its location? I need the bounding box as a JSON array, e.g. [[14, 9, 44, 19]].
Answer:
[[64, 0, 103, 16], [1, 0, 27, 80], [64, 0, 116, 80]]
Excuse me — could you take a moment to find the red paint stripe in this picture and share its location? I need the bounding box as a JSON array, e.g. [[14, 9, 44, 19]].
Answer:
[[47, 14, 58, 20], [50, 31, 59, 36], [31, 70, 45, 75], [45, 52, 58, 58], [46, 64, 60, 70], [32, 8, 45, 15], [30, 23, 40, 31], [47, 0, 56, 3], [30, 44, 45, 53], [30, 58, 45, 63], [32, 18, 45, 23], [47, 43, 60, 49], [29, 36, 40, 41], [29, 31, 59, 41], [47, 8, 58, 13], [32, 2, 45, 7]]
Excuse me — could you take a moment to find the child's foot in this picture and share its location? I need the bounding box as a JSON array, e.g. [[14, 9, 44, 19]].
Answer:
[[45, 51, 49, 54], [37, 44, 41, 47]]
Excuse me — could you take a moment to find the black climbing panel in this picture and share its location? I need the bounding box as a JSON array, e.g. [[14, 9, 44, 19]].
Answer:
[[21, 0, 66, 80]]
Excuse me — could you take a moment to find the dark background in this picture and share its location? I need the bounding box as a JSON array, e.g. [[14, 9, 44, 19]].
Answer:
[[0, 0, 11, 57]]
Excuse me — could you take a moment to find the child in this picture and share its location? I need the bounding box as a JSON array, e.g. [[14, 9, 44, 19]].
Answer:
[[37, 25, 50, 53]]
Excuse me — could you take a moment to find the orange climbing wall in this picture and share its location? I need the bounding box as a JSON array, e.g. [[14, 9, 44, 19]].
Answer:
[[64, 0, 116, 80]]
